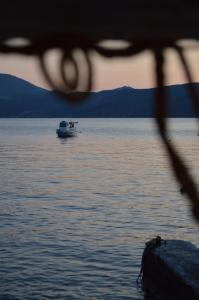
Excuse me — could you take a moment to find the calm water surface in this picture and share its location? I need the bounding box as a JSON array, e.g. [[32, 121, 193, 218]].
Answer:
[[0, 118, 198, 300]]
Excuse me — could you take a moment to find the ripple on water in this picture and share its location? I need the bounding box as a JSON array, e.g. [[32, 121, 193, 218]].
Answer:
[[0, 119, 198, 299]]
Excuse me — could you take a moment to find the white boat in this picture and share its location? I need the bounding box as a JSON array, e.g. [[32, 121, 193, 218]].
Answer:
[[56, 120, 78, 138]]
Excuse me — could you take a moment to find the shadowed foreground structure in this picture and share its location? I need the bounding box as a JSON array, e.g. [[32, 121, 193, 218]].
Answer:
[[141, 238, 199, 300], [0, 1, 199, 221]]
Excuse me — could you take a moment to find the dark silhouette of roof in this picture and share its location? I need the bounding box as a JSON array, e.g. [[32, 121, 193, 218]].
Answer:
[[0, 1, 199, 40]]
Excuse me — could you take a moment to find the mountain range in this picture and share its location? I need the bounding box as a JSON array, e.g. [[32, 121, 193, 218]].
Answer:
[[0, 74, 198, 117]]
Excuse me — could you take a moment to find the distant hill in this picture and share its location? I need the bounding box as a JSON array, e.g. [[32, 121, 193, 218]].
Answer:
[[0, 74, 198, 117]]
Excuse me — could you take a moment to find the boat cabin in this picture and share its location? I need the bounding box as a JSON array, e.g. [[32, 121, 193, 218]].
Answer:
[[59, 121, 68, 128]]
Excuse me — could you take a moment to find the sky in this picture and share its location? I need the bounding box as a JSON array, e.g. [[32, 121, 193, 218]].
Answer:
[[0, 40, 199, 91]]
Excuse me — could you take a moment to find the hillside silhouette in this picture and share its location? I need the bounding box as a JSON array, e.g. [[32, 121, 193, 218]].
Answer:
[[0, 74, 198, 117]]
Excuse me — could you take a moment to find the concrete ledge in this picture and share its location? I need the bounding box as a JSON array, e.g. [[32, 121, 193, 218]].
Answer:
[[142, 238, 199, 300]]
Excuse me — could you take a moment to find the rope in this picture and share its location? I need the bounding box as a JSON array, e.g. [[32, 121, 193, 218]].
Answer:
[[136, 236, 162, 287], [0, 37, 199, 222]]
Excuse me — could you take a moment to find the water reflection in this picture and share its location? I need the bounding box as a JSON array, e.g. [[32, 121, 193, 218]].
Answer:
[[0, 119, 198, 300]]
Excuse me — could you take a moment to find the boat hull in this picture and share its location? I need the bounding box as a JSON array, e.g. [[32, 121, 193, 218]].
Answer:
[[56, 128, 77, 138]]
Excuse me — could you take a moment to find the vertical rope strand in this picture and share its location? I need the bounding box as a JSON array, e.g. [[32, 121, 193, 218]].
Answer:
[[154, 48, 199, 222]]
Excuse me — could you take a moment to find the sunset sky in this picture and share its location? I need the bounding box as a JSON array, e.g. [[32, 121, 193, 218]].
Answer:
[[0, 40, 198, 91]]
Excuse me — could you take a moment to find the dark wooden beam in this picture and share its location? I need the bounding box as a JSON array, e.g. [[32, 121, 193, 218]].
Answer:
[[0, 1, 199, 41]]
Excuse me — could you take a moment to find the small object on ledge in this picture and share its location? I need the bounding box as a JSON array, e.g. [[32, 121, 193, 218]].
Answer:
[[140, 238, 199, 300]]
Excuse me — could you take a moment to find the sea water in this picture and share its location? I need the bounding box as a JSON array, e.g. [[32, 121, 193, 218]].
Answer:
[[0, 118, 198, 300]]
